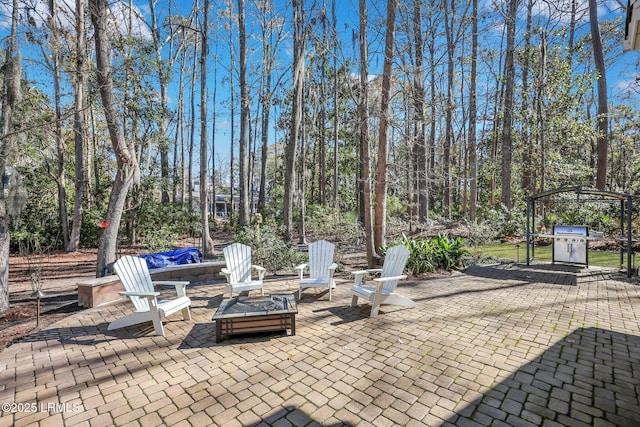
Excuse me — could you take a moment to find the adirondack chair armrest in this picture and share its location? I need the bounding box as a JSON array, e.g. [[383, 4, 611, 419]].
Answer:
[[153, 280, 189, 297], [120, 291, 161, 297], [352, 268, 382, 276], [153, 280, 189, 286], [352, 268, 382, 285], [373, 274, 407, 284], [294, 263, 308, 278], [253, 265, 266, 280], [328, 263, 338, 277]]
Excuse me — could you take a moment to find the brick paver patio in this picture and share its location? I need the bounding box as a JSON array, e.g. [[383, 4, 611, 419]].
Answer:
[[0, 263, 639, 426]]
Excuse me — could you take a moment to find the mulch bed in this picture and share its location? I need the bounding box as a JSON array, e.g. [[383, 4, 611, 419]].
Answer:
[[1, 249, 97, 350]]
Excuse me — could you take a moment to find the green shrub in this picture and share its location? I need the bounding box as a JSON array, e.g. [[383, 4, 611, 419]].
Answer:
[[234, 224, 305, 274], [141, 226, 179, 253], [482, 205, 526, 239], [388, 233, 469, 274], [303, 204, 364, 246]]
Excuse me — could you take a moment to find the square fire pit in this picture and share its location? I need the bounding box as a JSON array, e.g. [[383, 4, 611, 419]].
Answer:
[[213, 294, 298, 342]]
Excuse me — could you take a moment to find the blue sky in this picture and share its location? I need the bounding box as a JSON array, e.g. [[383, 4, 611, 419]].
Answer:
[[1, 0, 639, 172]]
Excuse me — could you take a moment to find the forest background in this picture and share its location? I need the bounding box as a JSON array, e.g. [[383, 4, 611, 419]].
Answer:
[[0, 0, 638, 315]]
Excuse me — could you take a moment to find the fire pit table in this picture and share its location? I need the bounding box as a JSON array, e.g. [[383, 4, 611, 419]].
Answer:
[[213, 294, 298, 342]]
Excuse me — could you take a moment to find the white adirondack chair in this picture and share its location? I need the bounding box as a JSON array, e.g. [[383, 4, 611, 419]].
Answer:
[[295, 240, 338, 301], [108, 255, 192, 336], [221, 243, 266, 298], [350, 245, 415, 317]]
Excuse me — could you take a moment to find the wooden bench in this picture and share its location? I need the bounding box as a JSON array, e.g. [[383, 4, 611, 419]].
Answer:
[[77, 261, 226, 308]]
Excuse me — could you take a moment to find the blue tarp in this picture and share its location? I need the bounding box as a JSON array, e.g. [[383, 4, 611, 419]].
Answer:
[[138, 247, 202, 269]]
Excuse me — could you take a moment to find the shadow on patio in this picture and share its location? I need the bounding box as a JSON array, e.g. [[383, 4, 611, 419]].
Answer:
[[444, 327, 640, 426]]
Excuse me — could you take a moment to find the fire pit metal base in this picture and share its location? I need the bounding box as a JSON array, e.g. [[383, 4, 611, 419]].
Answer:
[[213, 294, 298, 342]]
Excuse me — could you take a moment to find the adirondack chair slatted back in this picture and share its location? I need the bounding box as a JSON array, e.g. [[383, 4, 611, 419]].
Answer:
[[114, 256, 154, 312], [379, 245, 410, 294], [309, 240, 335, 279], [223, 243, 253, 283]]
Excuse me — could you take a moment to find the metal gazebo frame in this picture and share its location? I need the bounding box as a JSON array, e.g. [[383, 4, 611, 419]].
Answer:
[[525, 186, 636, 278]]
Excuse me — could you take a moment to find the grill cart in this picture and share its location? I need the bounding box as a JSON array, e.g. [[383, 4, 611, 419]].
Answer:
[[552, 225, 589, 265]]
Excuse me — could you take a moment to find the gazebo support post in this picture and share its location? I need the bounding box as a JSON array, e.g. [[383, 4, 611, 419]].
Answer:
[[627, 195, 633, 278], [526, 197, 531, 266]]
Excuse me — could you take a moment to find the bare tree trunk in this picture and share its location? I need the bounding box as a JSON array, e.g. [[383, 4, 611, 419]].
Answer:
[[500, 0, 518, 210], [520, 0, 533, 195], [90, 0, 138, 276], [227, 0, 236, 222], [359, 0, 375, 267], [489, 33, 505, 209], [298, 111, 307, 245], [68, 0, 88, 252], [319, 0, 328, 206], [427, 11, 437, 211], [200, 0, 214, 258], [589, 0, 608, 190], [568, 0, 577, 67], [188, 12, 198, 212], [149, 0, 176, 204], [0, 0, 20, 313], [443, 0, 455, 218], [468, 0, 478, 222], [374, 0, 396, 255], [211, 43, 219, 219], [537, 31, 547, 194], [48, 0, 71, 250], [257, 0, 284, 212], [238, 0, 250, 226], [258, 73, 270, 212], [412, 0, 427, 222], [175, 28, 187, 205], [332, 0, 339, 209], [284, 0, 305, 242]]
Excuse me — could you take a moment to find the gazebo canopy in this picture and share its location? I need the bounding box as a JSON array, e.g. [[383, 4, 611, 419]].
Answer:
[[529, 185, 631, 202]]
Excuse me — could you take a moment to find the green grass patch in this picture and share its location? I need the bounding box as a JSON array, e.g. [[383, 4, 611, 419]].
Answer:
[[473, 242, 629, 270]]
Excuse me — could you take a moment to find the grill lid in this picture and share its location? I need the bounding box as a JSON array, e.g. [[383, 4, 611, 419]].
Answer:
[[553, 225, 588, 236]]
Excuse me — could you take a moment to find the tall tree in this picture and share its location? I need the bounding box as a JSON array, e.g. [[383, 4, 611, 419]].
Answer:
[[374, 0, 397, 254], [589, 0, 608, 190], [283, 0, 305, 242], [359, 0, 374, 266], [519, 0, 533, 196], [319, 0, 328, 206], [90, 0, 139, 276], [48, 0, 72, 250], [0, 0, 21, 313], [443, 0, 455, 217], [188, 9, 198, 211], [149, 0, 180, 204], [225, 0, 236, 222], [412, 0, 427, 222], [256, 0, 284, 212], [174, 24, 189, 205], [500, 0, 518, 210], [331, 0, 339, 209], [427, 5, 439, 212], [238, 0, 250, 226], [200, 0, 215, 257], [468, 0, 478, 222], [68, 0, 88, 252]]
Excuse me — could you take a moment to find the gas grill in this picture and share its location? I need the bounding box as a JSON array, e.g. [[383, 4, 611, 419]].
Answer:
[[552, 225, 589, 265]]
